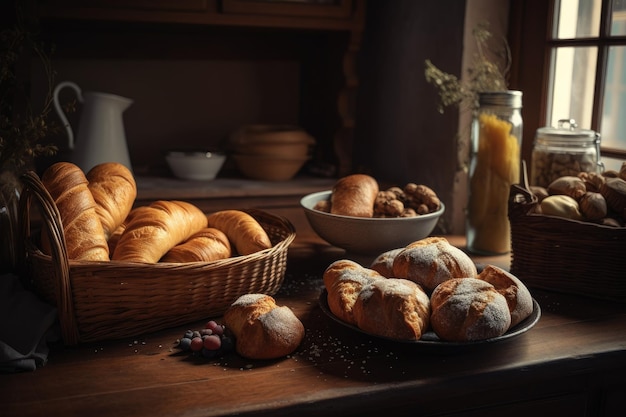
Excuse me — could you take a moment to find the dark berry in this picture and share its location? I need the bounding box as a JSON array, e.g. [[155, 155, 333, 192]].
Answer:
[[178, 337, 192, 351], [203, 335, 221, 350], [190, 336, 204, 352], [183, 330, 194, 339]]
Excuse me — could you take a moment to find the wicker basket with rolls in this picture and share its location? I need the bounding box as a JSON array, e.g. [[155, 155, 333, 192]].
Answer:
[[508, 163, 626, 303], [17, 162, 295, 345]]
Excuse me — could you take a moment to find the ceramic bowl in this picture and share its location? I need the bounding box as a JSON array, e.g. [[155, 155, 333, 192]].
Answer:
[[165, 151, 226, 181], [233, 153, 309, 181], [229, 125, 315, 159], [300, 190, 445, 255]]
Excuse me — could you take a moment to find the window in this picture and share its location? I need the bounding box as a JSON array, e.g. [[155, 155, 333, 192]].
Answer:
[[509, 0, 626, 172]]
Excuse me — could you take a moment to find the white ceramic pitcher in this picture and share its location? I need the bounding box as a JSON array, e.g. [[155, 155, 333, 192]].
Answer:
[[53, 81, 133, 173]]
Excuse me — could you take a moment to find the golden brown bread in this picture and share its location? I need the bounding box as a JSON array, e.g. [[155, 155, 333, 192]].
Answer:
[[392, 237, 477, 292], [86, 162, 137, 241], [430, 278, 511, 342], [330, 174, 379, 217], [223, 294, 305, 360], [111, 200, 207, 263], [161, 227, 232, 263], [40, 161, 109, 261], [107, 223, 126, 256], [352, 278, 430, 340], [206, 210, 271, 255], [323, 260, 384, 325], [477, 265, 533, 328], [370, 248, 403, 277]]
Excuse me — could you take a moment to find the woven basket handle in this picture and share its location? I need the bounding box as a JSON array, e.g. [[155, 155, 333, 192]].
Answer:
[[510, 160, 538, 205], [18, 170, 79, 345]]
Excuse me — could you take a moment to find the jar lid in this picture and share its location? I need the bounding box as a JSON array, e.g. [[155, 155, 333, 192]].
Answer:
[[536, 119, 598, 140], [478, 90, 523, 108]]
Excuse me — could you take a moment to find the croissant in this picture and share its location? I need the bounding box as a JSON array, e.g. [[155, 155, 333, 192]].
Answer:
[[40, 162, 110, 261], [112, 200, 207, 263], [206, 210, 272, 255], [161, 227, 232, 263], [86, 162, 137, 241]]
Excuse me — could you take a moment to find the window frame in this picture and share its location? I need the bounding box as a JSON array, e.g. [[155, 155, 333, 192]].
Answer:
[[508, 0, 626, 166]]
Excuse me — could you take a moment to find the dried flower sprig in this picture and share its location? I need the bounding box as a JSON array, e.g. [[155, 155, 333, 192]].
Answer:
[[0, 8, 58, 170], [425, 22, 510, 113]]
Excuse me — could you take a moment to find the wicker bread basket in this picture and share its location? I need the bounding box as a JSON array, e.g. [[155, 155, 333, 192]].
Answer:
[[17, 171, 296, 345], [508, 183, 626, 303]]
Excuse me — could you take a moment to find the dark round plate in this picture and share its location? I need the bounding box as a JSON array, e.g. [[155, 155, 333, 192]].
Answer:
[[318, 289, 541, 348]]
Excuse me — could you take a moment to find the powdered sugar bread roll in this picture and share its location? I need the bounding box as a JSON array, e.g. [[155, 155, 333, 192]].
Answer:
[[223, 294, 305, 360], [430, 278, 511, 342], [392, 237, 477, 293], [370, 248, 403, 277], [478, 265, 533, 328], [323, 259, 384, 325], [352, 278, 430, 340]]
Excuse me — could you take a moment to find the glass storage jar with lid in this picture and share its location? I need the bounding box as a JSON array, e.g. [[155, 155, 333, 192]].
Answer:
[[530, 119, 603, 188]]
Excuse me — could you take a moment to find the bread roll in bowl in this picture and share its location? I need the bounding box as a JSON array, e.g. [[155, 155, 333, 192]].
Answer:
[[430, 278, 511, 342], [392, 237, 477, 292], [223, 294, 305, 360]]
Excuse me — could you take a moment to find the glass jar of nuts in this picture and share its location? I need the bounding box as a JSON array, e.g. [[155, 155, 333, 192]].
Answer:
[[530, 119, 604, 188]]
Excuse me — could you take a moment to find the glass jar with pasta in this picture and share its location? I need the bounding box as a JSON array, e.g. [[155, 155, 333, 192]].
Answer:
[[467, 91, 523, 255]]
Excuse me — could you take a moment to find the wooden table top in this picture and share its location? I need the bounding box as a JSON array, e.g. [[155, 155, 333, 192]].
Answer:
[[2, 235, 626, 417]]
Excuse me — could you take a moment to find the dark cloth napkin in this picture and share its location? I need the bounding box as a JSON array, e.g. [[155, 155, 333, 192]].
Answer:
[[0, 273, 59, 373]]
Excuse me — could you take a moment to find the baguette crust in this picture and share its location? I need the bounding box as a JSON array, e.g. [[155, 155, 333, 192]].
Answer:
[[206, 210, 271, 255], [112, 200, 207, 263], [86, 162, 137, 241], [330, 174, 379, 217], [41, 162, 109, 261]]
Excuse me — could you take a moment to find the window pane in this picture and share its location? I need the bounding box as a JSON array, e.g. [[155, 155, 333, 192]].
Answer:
[[612, 0, 626, 36], [600, 46, 626, 149], [548, 46, 598, 129], [554, 0, 601, 39]]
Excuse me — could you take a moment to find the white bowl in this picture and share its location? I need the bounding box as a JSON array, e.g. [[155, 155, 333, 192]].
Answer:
[[300, 190, 445, 255], [166, 151, 226, 181]]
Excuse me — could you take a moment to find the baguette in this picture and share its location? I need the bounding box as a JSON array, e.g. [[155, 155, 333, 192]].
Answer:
[[86, 162, 137, 241], [40, 161, 110, 261], [112, 200, 207, 263], [206, 210, 271, 255], [330, 174, 379, 217], [161, 227, 232, 263]]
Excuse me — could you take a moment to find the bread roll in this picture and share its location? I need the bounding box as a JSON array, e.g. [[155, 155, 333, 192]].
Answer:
[[392, 237, 477, 292], [223, 294, 305, 360], [112, 200, 207, 263], [161, 227, 232, 263], [323, 260, 383, 325], [430, 278, 511, 342], [477, 265, 533, 328], [352, 278, 430, 340], [370, 248, 403, 277], [40, 161, 109, 261], [86, 162, 137, 241], [206, 210, 271, 255], [323, 259, 377, 289], [330, 174, 379, 217]]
